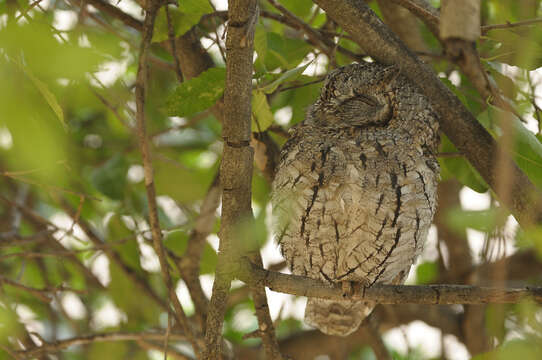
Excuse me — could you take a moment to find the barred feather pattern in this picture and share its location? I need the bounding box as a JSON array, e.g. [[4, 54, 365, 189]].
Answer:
[[272, 62, 440, 336]]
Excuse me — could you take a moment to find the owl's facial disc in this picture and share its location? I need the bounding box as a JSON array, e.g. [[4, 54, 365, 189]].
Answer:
[[313, 63, 397, 127]]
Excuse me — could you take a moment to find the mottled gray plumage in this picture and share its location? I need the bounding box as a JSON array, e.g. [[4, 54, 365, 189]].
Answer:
[[271, 62, 440, 336]]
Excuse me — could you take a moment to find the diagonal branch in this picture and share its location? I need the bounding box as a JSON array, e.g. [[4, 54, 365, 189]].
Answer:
[[389, 0, 516, 114], [134, 2, 201, 358], [0, 275, 55, 303], [267, 0, 364, 62], [248, 254, 284, 359], [178, 174, 220, 327], [313, 0, 542, 228]]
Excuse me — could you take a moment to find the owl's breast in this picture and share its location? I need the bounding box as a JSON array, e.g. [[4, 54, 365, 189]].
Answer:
[[272, 125, 439, 285]]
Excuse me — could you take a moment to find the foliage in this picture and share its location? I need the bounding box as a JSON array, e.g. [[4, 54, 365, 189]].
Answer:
[[0, 0, 541, 359]]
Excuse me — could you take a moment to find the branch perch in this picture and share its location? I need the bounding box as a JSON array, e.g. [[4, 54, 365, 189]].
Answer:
[[240, 261, 542, 305]]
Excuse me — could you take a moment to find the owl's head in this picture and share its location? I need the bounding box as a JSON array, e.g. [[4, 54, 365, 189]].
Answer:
[[308, 62, 399, 127]]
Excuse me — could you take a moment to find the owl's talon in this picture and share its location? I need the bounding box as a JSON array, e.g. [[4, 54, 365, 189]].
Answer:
[[341, 281, 355, 298]]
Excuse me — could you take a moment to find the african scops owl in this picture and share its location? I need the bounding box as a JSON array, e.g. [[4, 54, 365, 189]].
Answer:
[[271, 62, 440, 336]]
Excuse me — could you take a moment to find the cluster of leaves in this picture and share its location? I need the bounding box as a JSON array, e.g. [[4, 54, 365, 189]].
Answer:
[[0, 0, 542, 359]]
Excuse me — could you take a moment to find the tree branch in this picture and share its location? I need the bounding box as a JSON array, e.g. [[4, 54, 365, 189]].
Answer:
[[249, 254, 284, 359], [16, 331, 188, 359], [313, 0, 542, 228], [60, 200, 170, 310], [0, 275, 54, 303], [203, 0, 259, 358], [79, 0, 142, 31], [267, 0, 364, 62], [178, 174, 220, 327], [134, 2, 201, 358], [238, 304, 462, 359], [390, 0, 518, 114], [240, 261, 542, 305], [482, 17, 542, 33]]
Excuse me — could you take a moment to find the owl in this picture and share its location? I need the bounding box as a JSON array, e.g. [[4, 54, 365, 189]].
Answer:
[[271, 62, 440, 336]]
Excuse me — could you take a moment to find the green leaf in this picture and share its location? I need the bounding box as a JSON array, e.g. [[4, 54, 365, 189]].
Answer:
[[164, 230, 217, 274], [109, 263, 161, 325], [106, 214, 140, 270], [286, 75, 322, 125], [0, 22, 105, 81], [165, 68, 226, 117], [164, 230, 189, 255], [445, 207, 500, 233], [485, 304, 507, 341], [256, 32, 311, 70], [0, 305, 19, 347], [415, 261, 438, 284], [233, 213, 268, 254], [154, 154, 215, 203], [16, 61, 65, 129], [0, 59, 68, 185], [200, 241, 218, 275], [259, 63, 311, 94], [485, 62, 517, 100], [254, 24, 268, 66], [281, 0, 314, 18], [478, 106, 542, 189], [439, 76, 469, 106], [90, 155, 129, 200], [153, 2, 213, 42], [472, 338, 542, 360], [88, 342, 128, 360], [515, 225, 542, 258], [485, 27, 542, 70], [439, 135, 488, 193], [252, 90, 274, 132]]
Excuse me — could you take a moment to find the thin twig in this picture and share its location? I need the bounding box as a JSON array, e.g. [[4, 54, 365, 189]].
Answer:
[[249, 254, 284, 359], [278, 76, 326, 92], [134, 2, 202, 358], [364, 315, 392, 360], [0, 276, 53, 303], [0, 343, 23, 360], [388, 0, 440, 34], [267, 0, 363, 62], [2, 171, 100, 201], [15, 0, 44, 21], [16, 331, 188, 358], [0, 194, 105, 289], [77, 0, 143, 31], [482, 18, 542, 33], [137, 339, 190, 360], [60, 199, 169, 309], [390, 0, 517, 115], [165, 4, 184, 83], [178, 174, 220, 327]]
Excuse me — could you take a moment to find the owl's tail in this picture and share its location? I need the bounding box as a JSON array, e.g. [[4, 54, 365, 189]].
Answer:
[[304, 298, 374, 336]]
